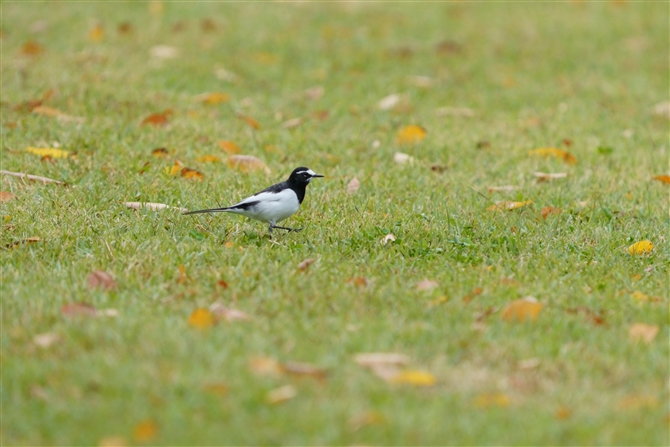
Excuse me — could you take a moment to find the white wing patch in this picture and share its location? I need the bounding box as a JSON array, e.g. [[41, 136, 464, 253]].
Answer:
[[225, 189, 300, 224]]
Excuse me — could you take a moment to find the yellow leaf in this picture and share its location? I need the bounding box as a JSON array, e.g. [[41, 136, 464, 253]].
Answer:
[[628, 323, 659, 343], [196, 92, 230, 105], [628, 240, 653, 255], [151, 148, 169, 158], [197, 155, 221, 163], [188, 308, 215, 329], [226, 155, 270, 174], [501, 297, 543, 322], [396, 125, 427, 144], [238, 115, 261, 129], [389, 370, 436, 386], [630, 291, 650, 302], [487, 200, 532, 211], [89, 25, 104, 42], [529, 147, 577, 165], [25, 147, 70, 159], [218, 140, 241, 154], [132, 420, 158, 443], [474, 393, 511, 408], [653, 174, 670, 184], [165, 162, 183, 176], [21, 40, 44, 56]]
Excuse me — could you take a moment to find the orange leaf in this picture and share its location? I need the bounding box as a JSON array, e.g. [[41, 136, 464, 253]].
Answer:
[[89, 25, 104, 41], [297, 258, 316, 271], [177, 265, 186, 284], [195, 92, 230, 105], [5, 236, 41, 250], [141, 110, 172, 126], [628, 240, 653, 256], [152, 148, 169, 158], [218, 140, 241, 154], [487, 200, 532, 211], [529, 148, 577, 164], [226, 155, 270, 174], [188, 308, 215, 329], [238, 115, 261, 129], [462, 287, 483, 304], [501, 297, 543, 322], [473, 393, 511, 408], [346, 277, 368, 287], [21, 40, 44, 56], [87, 270, 116, 290], [389, 370, 436, 386], [653, 175, 670, 184], [628, 323, 659, 343], [197, 155, 221, 163], [180, 167, 204, 181], [133, 420, 158, 443], [541, 206, 562, 219], [0, 192, 14, 202], [396, 125, 427, 144]]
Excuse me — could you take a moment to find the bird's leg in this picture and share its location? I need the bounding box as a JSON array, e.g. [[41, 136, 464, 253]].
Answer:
[[272, 225, 303, 233]]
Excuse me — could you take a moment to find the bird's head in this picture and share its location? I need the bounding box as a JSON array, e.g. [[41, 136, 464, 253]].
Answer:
[[288, 167, 324, 185]]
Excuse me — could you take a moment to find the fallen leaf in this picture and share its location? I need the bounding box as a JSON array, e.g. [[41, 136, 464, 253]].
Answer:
[[188, 308, 215, 329], [226, 155, 270, 174], [487, 201, 532, 211], [628, 323, 659, 343], [238, 115, 261, 129], [417, 279, 439, 291], [629, 291, 662, 303], [124, 202, 188, 212], [435, 106, 475, 117], [197, 155, 221, 163], [297, 258, 316, 271], [430, 164, 449, 173], [281, 117, 303, 128], [355, 352, 409, 381], [0, 192, 14, 202], [488, 185, 518, 193], [150, 45, 178, 59], [473, 393, 511, 408], [346, 277, 368, 287], [6, 236, 41, 249], [89, 24, 104, 41], [389, 370, 436, 386], [195, 92, 230, 105], [98, 436, 127, 447], [628, 240, 653, 256], [462, 287, 483, 304], [652, 175, 670, 184], [541, 206, 562, 219], [267, 385, 297, 404], [141, 110, 172, 126], [501, 297, 543, 322], [565, 306, 606, 326], [117, 22, 133, 35], [381, 233, 396, 245], [151, 148, 169, 158], [304, 85, 324, 100], [218, 140, 241, 154], [21, 40, 45, 56], [396, 125, 427, 144], [32, 106, 84, 123], [435, 40, 462, 55], [87, 270, 116, 290], [533, 171, 567, 181], [210, 303, 250, 322], [281, 361, 328, 380], [180, 167, 204, 180], [347, 177, 360, 194], [61, 302, 97, 317], [529, 148, 577, 165], [378, 94, 401, 110], [393, 152, 414, 164], [177, 265, 186, 284], [33, 332, 60, 348], [133, 420, 158, 443], [249, 356, 283, 376], [217, 279, 229, 289]]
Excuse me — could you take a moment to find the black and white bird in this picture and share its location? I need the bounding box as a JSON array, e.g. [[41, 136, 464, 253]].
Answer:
[[184, 166, 324, 233]]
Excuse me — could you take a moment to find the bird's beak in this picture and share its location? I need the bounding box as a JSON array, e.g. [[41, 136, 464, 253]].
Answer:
[[312, 173, 324, 178]]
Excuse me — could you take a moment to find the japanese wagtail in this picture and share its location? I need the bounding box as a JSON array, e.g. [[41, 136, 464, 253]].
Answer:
[[184, 166, 324, 233]]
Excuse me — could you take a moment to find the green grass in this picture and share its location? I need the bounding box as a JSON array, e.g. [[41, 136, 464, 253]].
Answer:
[[2, 1, 669, 445]]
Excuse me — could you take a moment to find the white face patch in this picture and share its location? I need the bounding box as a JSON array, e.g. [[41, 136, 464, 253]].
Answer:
[[305, 169, 316, 177]]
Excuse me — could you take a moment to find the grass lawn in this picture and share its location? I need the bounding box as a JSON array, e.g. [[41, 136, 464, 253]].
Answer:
[[2, 1, 669, 445]]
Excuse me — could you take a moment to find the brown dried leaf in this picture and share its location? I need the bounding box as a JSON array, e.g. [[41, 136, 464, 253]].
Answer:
[[203, 383, 228, 397], [653, 175, 670, 184], [195, 92, 230, 105], [87, 270, 116, 290], [89, 24, 104, 41], [462, 287, 483, 304], [141, 110, 172, 126], [61, 302, 97, 317], [180, 167, 204, 181], [238, 114, 261, 129], [6, 236, 41, 250], [541, 206, 562, 219], [501, 297, 543, 322], [151, 148, 169, 158], [21, 40, 44, 56], [0, 192, 14, 202], [417, 279, 439, 291], [628, 323, 659, 343], [297, 258, 316, 271], [218, 140, 241, 154], [133, 420, 158, 443], [281, 361, 328, 380], [347, 177, 360, 194], [346, 277, 368, 287], [226, 155, 270, 174], [529, 148, 577, 165]]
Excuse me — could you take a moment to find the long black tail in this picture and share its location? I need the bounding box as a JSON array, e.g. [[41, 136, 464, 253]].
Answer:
[[183, 207, 231, 215]]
